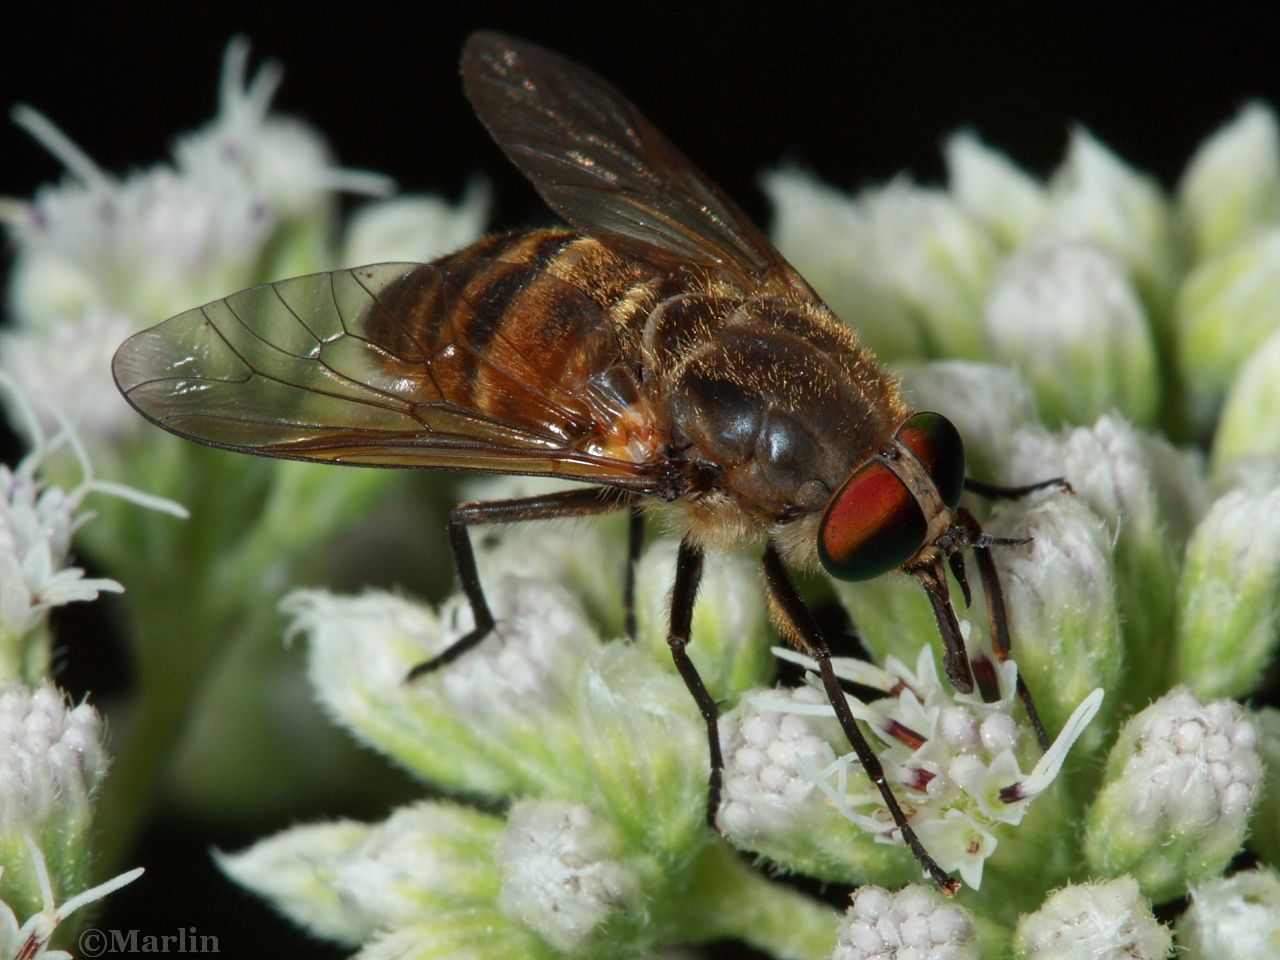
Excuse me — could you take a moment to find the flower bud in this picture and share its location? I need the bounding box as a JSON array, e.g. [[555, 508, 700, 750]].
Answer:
[[1212, 327, 1280, 468], [1083, 688, 1261, 902], [983, 239, 1159, 427], [496, 800, 646, 953], [216, 801, 540, 955], [287, 576, 598, 799], [1046, 128, 1178, 326], [1176, 101, 1280, 263], [1176, 866, 1280, 960], [764, 169, 996, 362], [945, 131, 1047, 249], [832, 885, 979, 960], [1013, 877, 1171, 960], [1005, 417, 1207, 705], [1175, 226, 1280, 433], [1172, 484, 1280, 697], [0, 684, 106, 922], [989, 495, 1123, 745]]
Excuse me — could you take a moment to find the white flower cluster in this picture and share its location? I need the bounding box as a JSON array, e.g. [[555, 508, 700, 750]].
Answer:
[[756, 644, 1101, 889], [0, 686, 142, 960], [832, 885, 977, 960]]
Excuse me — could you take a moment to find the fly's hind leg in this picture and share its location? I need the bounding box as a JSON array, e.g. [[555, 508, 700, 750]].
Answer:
[[406, 486, 634, 680], [763, 541, 960, 895], [623, 504, 645, 641]]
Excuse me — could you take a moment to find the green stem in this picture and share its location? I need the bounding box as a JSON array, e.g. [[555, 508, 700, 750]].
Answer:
[[671, 843, 840, 960]]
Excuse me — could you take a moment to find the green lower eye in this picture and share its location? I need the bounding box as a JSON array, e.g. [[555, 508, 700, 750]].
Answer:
[[818, 461, 927, 581], [896, 412, 966, 509]]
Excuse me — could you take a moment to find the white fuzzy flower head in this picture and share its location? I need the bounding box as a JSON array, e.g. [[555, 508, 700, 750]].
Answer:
[[0, 381, 185, 680], [0, 684, 105, 836], [983, 239, 1159, 427], [0, 837, 142, 960], [832, 885, 977, 960], [1084, 688, 1261, 902], [495, 800, 639, 953], [1176, 866, 1280, 960], [342, 182, 491, 265], [6, 38, 391, 327], [287, 574, 600, 797], [1013, 877, 1172, 960], [764, 645, 1102, 890]]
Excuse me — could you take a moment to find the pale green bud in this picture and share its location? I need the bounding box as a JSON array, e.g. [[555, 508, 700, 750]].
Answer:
[[1248, 707, 1280, 864], [1045, 128, 1179, 326], [1175, 226, 1280, 433], [896, 360, 1039, 482], [634, 539, 772, 704], [1084, 688, 1261, 902], [1177, 101, 1280, 263], [833, 885, 980, 960], [1013, 877, 1172, 960], [945, 131, 1047, 249], [1212, 327, 1280, 468], [286, 579, 596, 799], [989, 495, 1123, 746], [764, 169, 996, 362], [1172, 484, 1280, 698], [1005, 417, 1208, 704], [341, 182, 490, 265], [982, 239, 1159, 427], [1176, 866, 1280, 960], [216, 801, 554, 959]]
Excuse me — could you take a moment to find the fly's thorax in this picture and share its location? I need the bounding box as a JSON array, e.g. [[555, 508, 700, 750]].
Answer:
[[649, 293, 906, 523]]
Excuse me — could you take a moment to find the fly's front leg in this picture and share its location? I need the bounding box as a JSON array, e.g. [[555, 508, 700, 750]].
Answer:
[[763, 542, 961, 895], [406, 487, 633, 680], [666, 538, 724, 830]]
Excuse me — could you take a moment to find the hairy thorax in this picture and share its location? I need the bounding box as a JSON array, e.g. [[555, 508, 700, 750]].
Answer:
[[638, 290, 908, 560]]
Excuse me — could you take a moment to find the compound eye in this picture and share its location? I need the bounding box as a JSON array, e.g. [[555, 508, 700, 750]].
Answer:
[[896, 412, 966, 509], [818, 460, 927, 582]]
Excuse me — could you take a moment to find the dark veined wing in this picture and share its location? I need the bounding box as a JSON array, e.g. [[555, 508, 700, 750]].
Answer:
[[463, 31, 807, 289], [112, 258, 672, 492]]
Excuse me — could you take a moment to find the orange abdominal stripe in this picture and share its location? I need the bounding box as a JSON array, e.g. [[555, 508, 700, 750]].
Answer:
[[818, 459, 927, 582]]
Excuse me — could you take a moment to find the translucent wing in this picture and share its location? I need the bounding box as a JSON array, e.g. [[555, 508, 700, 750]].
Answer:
[[463, 31, 806, 288], [112, 257, 672, 492]]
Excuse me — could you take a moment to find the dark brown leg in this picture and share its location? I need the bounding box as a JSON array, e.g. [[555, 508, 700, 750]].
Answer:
[[909, 557, 977, 695], [666, 538, 725, 830], [406, 487, 632, 679], [953, 508, 1051, 750], [623, 504, 645, 641], [763, 543, 960, 895]]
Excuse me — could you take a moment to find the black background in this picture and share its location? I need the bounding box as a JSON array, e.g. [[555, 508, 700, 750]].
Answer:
[[6, 3, 1279, 957]]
